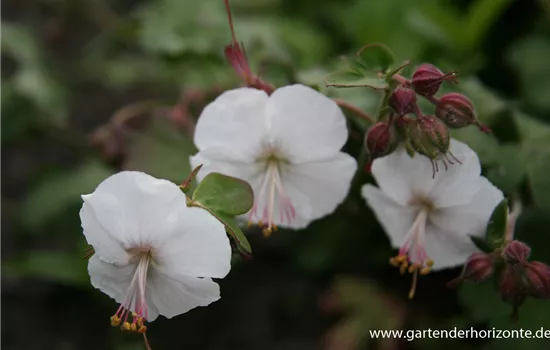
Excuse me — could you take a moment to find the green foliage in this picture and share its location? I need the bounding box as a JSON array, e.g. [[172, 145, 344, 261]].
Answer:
[[123, 118, 196, 183], [21, 161, 114, 230], [192, 173, 254, 216], [485, 199, 509, 249]]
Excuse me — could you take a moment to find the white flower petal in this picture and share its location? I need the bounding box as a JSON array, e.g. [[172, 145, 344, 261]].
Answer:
[[430, 176, 504, 238], [80, 171, 191, 262], [88, 256, 160, 322], [423, 224, 479, 270], [153, 205, 231, 279], [371, 139, 481, 206], [149, 268, 221, 319], [267, 84, 348, 162], [361, 184, 416, 248], [281, 153, 357, 226], [194, 88, 269, 161]]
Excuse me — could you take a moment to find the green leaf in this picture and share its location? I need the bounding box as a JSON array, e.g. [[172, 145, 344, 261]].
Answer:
[[355, 43, 395, 72], [3, 251, 89, 285], [465, 0, 514, 51], [212, 211, 252, 255], [124, 118, 196, 183], [21, 161, 113, 230], [486, 144, 526, 193], [325, 70, 388, 90], [192, 173, 254, 216], [525, 148, 550, 213], [469, 235, 493, 254], [485, 198, 509, 249]]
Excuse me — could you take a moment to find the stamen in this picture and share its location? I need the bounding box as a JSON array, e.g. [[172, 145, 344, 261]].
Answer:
[[389, 209, 434, 299], [248, 159, 296, 237], [110, 253, 151, 334]]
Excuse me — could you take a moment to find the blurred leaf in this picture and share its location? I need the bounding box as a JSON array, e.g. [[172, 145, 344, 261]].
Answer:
[[486, 144, 526, 193], [0, 81, 37, 144], [192, 173, 254, 216], [21, 161, 113, 230], [470, 235, 494, 253], [3, 251, 88, 285], [325, 70, 388, 90], [450, 127, 499, 165], [514, 111, 550, 141], [525, 148, 550, 213], [355, 44, 395, 72], [465, 0, 515, 51], [13, 68, 68, 121], [124, 118, 196, 183], [1, 22, 42, 65], [452, 77, 508, 125], [485, 198, 508, 249]]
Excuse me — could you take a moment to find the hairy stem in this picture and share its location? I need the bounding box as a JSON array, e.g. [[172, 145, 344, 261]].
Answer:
[[333, 99, 375, 123]]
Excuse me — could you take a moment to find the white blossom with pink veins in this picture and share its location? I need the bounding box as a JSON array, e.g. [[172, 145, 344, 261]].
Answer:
[[362, 139, 503, 273], [80, 171, 231, 330], [190, 84, 357, 236]]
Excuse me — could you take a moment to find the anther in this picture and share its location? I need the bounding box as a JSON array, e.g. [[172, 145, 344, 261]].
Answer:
[[122, 322, 131, 332], [111, 315, 121, 327], [130, 323, 137, 332], [138, 325, 148, 334]]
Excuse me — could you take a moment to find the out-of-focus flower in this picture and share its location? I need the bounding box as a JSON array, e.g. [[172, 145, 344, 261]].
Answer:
[[362, 139, 503, 298], [80, 171, 231, 332], [190, 85, 357, 236]]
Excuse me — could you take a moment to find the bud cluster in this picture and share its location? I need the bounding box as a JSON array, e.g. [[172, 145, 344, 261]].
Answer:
[[364, 63, 491, 175], [448, 240, 550, 319]]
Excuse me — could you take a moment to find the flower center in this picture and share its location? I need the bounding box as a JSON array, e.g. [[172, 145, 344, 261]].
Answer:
[[110, 251, 151, 334], [389, 201, 434, 299], [248, 154, 296, 237]]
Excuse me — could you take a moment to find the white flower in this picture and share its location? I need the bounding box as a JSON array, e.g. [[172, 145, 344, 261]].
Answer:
[[80, 171, 231, 331], [362, 139, 503, 297], [190, 84, 357, 235]]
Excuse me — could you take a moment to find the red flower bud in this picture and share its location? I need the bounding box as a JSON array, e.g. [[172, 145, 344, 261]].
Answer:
[[525, 261, 550, 299], [499, 265, 527, 306], [435, 93, 490, 133], [364, 122, 398, 161], [503, 240, 531, 265], [406, 115, 450, 159], [388, 87, 417, 115], [464, 252, 494, 282], [412, 64, 458, 97]]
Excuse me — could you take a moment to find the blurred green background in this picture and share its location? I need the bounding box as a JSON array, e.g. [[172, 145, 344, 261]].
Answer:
[[2, 0, 550, 349]]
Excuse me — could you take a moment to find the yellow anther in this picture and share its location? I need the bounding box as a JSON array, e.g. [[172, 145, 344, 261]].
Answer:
[[258, 220, 264, 228], [110, 315, 121, 327], [137, 317, 144, 327], [420, 267, 431, 275], [389, 257, 399, 266], [247, 221, 253, 228], [408, 264, 417, 274], [122, 322, 131, 331], [130, 323, 137, 332], [395, 255, 407, 263], [138, 325, 148, 334], [262, 228, 272, 237], [272, 224, 278, 231], [132, 312, 137, 318], [426, 259, 434, 267], [399, 264, 407, 275]]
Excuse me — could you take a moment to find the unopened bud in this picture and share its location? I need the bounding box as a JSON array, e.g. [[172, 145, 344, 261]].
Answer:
[[435, 92, 490, 133], [503, 240, 531, 265], [525, 261, 550, 299], [464, 252, 494, 282], [499, 265, 527, 306], [412, 64, 458, 97], [406, 115, 450, 159], [364, 122, 398, 160], [388, 87, 417, 115]]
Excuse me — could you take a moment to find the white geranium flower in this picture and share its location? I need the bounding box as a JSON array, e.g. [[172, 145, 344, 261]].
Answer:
[[362, 139, 503, 298], [80, 171, 231, 332], [190, 84, 357, 236]]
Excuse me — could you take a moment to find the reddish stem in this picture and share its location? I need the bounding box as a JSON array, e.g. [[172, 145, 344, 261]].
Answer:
[[333, 99, 375, 123]]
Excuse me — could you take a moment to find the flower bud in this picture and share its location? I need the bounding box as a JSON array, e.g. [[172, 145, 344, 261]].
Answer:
[[499, 265, 527, 306], [525, 261, 550, 299], [435, 93, 475, 127], [464, 252, 494, 282], [364, 122, 398, 160], [503, 240, 531, 265], [406, 115, 450, 159], [412, 64, 458, 97], [388, 87, 417, 115]]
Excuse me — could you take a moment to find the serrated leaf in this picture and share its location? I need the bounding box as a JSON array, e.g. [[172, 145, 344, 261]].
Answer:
[[124, 118, 196, 183], [21, 161, 113, 230], [355, 43, 395, 72], [3, 251, 89, 285], [485, 198, 509, 249], [192, 173, 254, 216], [325, 70, 388, 90]]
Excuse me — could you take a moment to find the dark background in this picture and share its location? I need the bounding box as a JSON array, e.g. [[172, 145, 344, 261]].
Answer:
[[3, 0, 550, 349]]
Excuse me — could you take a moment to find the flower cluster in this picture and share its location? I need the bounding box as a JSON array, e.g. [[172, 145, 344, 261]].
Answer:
[[364, 63, 491, 176]]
